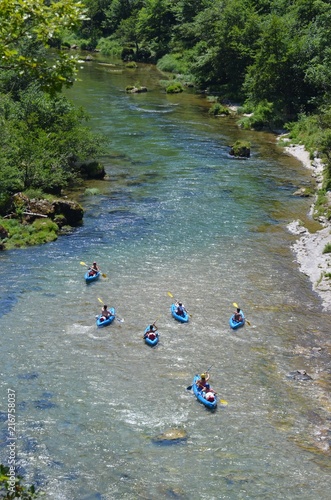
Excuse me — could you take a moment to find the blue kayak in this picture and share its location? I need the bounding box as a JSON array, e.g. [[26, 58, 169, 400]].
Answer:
[[171, 304, 189, 323], [85, 270, 100, 283], [192, 375, 217, 409], [144, 326, 159, 347], [229, 310, 245, 329], [96, 308, 115, 327]]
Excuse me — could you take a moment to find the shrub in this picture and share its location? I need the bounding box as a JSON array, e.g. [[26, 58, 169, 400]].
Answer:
[[97, 38, 122, 58], [23, 188, 45, 200], [322, 243, 331, 254], [238, 100, 274, 130], [208, 103, 230, 116], [0, 463, 42, 498], [157, 54, 184, 74]]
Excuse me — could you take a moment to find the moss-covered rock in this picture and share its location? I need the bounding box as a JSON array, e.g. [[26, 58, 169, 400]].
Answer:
[[125, 85, 148, 93], [0, 194, 84, 250], [229, 140, 251, 158], [52, 199, 83, 226], [76, 160, 106, 179], [166, 82, 183, 94]]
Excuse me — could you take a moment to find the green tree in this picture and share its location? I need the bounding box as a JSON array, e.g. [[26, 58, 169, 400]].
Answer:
[[243, 14, 301, 117], [137, 0, 177, 58], [0, 85, 103, 200], [103, 0, 144, 33], [187, 0, 259, 96], [0, 0, 87, 93]]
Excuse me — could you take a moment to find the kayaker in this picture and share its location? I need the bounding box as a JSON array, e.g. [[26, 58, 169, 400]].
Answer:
[[233, 307, 243, 323], [202, 383, 216, 402], [89, 262, 99, 276], [144, 324, 158, 340], [196, 372, 210, 389], [100, 305, 112, 320], [175, 301, 186, 317]]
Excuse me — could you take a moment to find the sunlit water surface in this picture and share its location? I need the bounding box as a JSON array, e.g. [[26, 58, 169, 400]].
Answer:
[[1, 57, 330, 499]]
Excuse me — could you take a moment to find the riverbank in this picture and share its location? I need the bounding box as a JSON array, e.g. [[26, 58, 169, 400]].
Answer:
[[283, 143, 331, 311]]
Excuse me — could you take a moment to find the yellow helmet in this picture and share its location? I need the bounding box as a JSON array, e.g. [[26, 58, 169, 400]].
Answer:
[[201, 373, 206, 379]]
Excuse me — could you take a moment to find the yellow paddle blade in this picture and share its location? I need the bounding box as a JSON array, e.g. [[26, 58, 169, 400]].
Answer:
[[98, 297, 104, 304], [220, 399, 228, 406], [102, 273, 107, 278], [167, 291, 174, 298], [246, 319, 251, 326], [233, 302, 238, 308], [80, 261, 87, 266]]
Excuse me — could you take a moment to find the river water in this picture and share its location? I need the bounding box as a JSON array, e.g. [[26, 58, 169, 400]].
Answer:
[[1, 56, 330, 499]]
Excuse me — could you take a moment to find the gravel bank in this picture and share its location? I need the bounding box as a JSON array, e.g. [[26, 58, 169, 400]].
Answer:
[[284, 144, 331, 310]]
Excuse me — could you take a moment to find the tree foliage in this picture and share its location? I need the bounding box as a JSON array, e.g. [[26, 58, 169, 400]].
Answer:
[[77, 0, 331, 125], [0, 0, 87, 93], [0, 0, 103, 214], [0, 85, 102, 200]]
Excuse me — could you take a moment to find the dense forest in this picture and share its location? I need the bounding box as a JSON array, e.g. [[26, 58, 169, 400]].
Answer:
[[1, 0, 331, 250]]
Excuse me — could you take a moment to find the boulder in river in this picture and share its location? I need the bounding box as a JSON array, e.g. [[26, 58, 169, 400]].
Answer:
[[152, 427, 188, 445], [229, 140, 251, 158], [286, 370, 313, 381]]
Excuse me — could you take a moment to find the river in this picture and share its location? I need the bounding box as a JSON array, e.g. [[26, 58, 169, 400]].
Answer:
[[0, 55, 330, 499]]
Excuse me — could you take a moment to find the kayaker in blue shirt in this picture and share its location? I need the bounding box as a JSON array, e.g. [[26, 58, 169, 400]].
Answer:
[[202, 383, 216, 402], [175, 301, 186, 317]]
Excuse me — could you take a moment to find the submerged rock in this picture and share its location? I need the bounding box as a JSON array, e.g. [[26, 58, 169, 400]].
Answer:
[[286, 370, 313, 381], [152, 428, 188, 445]]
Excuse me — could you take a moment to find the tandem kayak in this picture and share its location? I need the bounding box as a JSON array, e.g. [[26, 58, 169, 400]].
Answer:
[[85, 270, 100, 283], [144, 326, 159, 347], [229, 310, 245, 329], [171, 304, 189, 323], [96, 308, 115, 327], [192, 375, 217, 409]]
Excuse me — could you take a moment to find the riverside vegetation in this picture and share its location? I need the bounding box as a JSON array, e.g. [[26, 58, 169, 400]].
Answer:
[[0, 0, 104, 250], [1, 0, 331, 250]]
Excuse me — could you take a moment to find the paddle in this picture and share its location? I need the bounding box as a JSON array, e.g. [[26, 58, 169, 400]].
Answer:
[[97, 297, 124, 322], [80, 261, 107, 278], [153, 316, 160, 325], [186, 365, 213, 391], [232, 302, 251, 326]]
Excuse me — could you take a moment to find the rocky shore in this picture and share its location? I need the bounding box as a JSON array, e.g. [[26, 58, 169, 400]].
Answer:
[[284, 143, 331, 311]]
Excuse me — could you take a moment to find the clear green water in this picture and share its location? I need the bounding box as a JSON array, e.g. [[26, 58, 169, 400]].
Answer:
[[0, 56, 330, 499]]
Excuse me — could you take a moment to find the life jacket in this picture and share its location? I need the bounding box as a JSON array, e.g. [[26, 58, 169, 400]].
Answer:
[[205, 392, 215, 401], [149, 333, 156, 340]]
